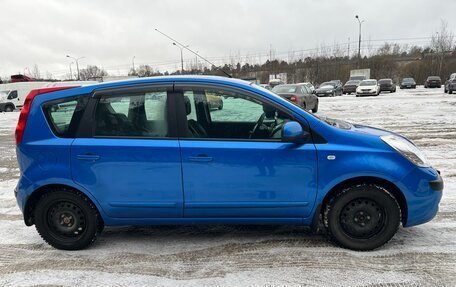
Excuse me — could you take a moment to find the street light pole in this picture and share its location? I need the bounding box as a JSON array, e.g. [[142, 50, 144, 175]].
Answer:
[[66, 55, 85, 80], [132, 56, 135, 74], [69, 62, 74, 80], [355, 15, 365, 68], [173, 42, 188, 74]]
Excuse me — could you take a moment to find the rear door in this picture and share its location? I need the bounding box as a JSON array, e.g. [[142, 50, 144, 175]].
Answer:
[[71, 84, 184, 218]]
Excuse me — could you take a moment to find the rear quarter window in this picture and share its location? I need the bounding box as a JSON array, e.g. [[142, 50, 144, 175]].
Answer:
[[43, 95, 89, 137]]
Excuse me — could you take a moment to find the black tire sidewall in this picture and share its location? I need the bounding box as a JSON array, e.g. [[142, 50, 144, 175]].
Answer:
[[327, 185, 400, 251], [34, 191, 99, 250]]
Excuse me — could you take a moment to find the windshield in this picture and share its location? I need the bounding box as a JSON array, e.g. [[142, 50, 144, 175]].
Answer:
[[272, 85, 297, 93], [360, 80, 377, 86], [320, 82, 335, 87], [402, 78, 415, 82], [427, 76, 440, 80], [378, 79, 392, 84], [345, 80, 360, 85]]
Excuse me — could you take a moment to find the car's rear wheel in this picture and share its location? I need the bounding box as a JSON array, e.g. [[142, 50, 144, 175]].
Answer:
[[34, 189, 102, 250], [312, 101, 318, 113], [324, 184, 401, 251]]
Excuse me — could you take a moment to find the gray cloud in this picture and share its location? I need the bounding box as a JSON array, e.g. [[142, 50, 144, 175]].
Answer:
[[0, 0, 455, 79]]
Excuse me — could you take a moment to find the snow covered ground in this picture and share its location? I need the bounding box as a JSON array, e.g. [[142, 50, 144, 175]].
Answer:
[[0, 86, 455, 286]]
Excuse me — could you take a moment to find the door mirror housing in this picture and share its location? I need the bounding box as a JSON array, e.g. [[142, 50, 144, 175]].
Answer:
[[282, 121, 308, 142]]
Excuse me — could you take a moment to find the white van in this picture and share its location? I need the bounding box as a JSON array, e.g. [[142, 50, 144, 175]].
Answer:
[[0, 81, 98, 112]]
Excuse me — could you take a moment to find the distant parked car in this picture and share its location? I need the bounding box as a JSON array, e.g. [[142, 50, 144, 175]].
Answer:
[[444, 73, 456, 94], [272, 84, 319, 112], [329, 80, 343, 91], [400, 78, 416, 89], [343, 80, 360, 95], [258, 84, 272, 90], [378, 79, 396, 93], [315, 81, 343, 97], [356, 79, 380, 97], [269, 79, 284, 89], [298, 82, 315, 92], [424, 76, 442, 88]]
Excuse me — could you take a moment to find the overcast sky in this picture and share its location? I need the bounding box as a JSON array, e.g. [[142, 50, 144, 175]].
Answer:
[[1, 0, 455, 79]]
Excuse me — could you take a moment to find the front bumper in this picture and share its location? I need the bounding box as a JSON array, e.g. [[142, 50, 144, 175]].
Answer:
[[316, 91, 333, 97], [343, 87, 357, 93], [356, 91, 377, 96], [401, 167, 443, 227], [400, 85, 416, 89]]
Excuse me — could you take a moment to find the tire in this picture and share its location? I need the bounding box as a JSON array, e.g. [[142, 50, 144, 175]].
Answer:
[[324, 184, 401, 251], [450, 89, 453, 94], [312, 102, 319, 113], [444, 86, 447, 93], [5, 105, 14, 112], [218, 102, 223, 110], [34, 189, 103, 250]]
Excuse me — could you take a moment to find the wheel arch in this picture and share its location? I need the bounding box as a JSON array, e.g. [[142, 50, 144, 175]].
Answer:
[[23, 183, 104, 227], [320, 176, 408, 226]]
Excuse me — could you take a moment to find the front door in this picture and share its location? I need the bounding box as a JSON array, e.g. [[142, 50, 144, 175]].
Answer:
[[71, 85, 183, 218], [176, 84, 318, 218]]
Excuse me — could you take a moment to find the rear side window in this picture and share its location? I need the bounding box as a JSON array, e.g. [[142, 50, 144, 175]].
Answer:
[[94, 89, 169, 138], [43, 95, 89, 137]]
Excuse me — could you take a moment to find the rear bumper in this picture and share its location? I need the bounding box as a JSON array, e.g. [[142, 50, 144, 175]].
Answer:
[[400, 85, 416, 89]]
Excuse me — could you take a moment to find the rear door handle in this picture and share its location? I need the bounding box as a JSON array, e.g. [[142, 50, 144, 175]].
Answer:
[[76, 154, 100, 161], [188, 155, 213, 162]]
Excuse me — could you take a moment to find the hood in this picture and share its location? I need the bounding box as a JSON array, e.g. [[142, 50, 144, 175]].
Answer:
[[349, 123, 393, 137], [357, 85, 377, 89], [316, 85, 334, 91]]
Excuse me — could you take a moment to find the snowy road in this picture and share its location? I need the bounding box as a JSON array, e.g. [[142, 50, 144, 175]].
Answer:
[[0, 86, 455, 286]]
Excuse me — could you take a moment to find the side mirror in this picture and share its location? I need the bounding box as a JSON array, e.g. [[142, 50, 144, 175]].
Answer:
[[312, 90, 316, 94], [282, 121, 308, 142]]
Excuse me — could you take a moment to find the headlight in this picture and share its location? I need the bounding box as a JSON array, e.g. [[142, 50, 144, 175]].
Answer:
[[381, 135, 430, 167]]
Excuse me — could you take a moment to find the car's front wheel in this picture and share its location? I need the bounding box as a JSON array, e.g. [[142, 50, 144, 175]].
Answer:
[[324, 184, 401, 251], [34, 189, 103, 250]]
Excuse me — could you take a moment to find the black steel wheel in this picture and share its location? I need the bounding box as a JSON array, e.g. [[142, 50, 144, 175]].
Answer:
[[324, 184, 401, 251], [34, 189, 102, 250]]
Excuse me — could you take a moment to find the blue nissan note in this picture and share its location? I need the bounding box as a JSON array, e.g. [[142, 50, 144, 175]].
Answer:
[[14, 76, 443, 250]]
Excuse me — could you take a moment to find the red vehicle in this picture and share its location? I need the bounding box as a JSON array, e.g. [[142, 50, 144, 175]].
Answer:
[[10, 74, 35, 83]]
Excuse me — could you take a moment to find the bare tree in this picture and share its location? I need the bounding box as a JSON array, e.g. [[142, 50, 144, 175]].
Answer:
[[431, 20, 455, 75], [31, 64, 41, 79], [79, 65, 108, 80]]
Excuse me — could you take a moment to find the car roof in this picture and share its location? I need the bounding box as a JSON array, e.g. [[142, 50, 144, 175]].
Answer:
[[39, 75, 255, 99]]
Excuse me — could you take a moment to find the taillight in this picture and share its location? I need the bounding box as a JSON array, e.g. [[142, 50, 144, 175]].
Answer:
[[291, 96, 298, 101], [15, 86, 77, 145]]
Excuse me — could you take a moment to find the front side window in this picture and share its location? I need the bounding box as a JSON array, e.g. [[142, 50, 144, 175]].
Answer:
[[95, 89, 168, 137], [182, 87, 295, 140], [7, 90, 17, 99]]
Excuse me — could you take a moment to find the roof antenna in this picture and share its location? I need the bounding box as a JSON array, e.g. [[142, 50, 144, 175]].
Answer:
[[154, 28, 232, 78]]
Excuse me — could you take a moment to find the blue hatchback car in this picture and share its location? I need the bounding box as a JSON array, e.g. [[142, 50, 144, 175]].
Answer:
[[15, 76, 443, 250]]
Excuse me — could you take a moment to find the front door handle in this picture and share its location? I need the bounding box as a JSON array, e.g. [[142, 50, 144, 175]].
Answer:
[[76, 154, 100, 161], [188, 155, 213, 162]]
